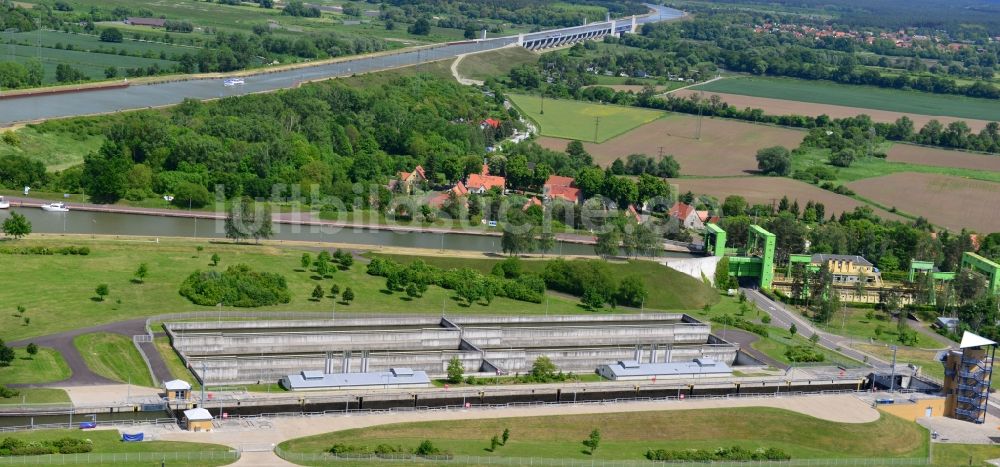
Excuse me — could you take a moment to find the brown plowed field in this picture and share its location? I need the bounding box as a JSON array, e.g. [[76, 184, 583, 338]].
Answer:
[[673, 90, 994, 132], [670, 176, 903, 220], [847, 173, 1000, 232], [887, 145, 1000, 172], [536, 115, 805, 176]]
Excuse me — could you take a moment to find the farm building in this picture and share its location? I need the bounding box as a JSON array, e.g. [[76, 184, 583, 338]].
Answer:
[[597, 358, 732, 381], [163, 379, 192, 401], [182, 408, 213, 432], [281, 368, 431, 391]]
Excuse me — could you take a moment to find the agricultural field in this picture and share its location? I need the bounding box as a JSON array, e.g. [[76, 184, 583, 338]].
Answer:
[[455, 47, 539, 82], [790, 147, 1000, 185], [0, 42, 177, 83], [536, 115, 805, 176], [692, 77, 1000, 122], [669, 176, 904, 220], [886, 145, 1000, 173], [673, 89, 995, 132], [847, 173, 1000, 232], [508, 93, 665, 142], [0, 236, 716, 343], [278, 407, 930, 461]]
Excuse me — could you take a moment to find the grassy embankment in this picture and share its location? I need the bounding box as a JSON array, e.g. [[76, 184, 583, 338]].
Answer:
[[278, 408, 936, 462], [0, 346, 73, 405], [73, 332, 155, 387], [0, 237, 716, 343], [692, 76, 1000, 122], [508, 93, 665, 142], [0, 428, 234, 466], [456, 47, 539, 82]]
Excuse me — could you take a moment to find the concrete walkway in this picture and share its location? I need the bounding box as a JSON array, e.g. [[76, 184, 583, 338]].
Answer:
[[150, 394, 878, 465]]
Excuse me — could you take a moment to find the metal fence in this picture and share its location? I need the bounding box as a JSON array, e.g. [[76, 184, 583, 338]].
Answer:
[[274, 448, 929, 466], [0, 418, 176, 433], [0, 450, 239, 465]]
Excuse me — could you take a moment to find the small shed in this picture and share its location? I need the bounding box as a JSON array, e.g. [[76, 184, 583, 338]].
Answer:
[[182, 408, 213, 432], [163, 379, 192, 401]]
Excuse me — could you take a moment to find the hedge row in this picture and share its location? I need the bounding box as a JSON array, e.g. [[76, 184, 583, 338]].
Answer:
[[0, 246, 90, 255], [0, 437, 93, 456], [367, 257, 544, 304], [646, 446, 791, 462]]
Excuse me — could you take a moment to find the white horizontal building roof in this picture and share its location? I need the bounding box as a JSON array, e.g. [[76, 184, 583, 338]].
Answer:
[[600, 359, 732, 378], [183, 408, 212, 421], [164, 379, 192, 391], [282, 368, 430, 390]]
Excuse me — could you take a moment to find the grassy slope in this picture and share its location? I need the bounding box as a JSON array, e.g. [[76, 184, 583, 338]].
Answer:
[[0, 428, 233, 466], [0, 347, 72, 384], [278, 408, 928, 460], [0, 127, 104, 171], [0, 388, 71, 405], [457, 47, 539, 82], [791, 146, 1000, 185], [693, 77, 1000, 122], [73, 332, 155, 387], [508, 93, 665, 142], [815, 307, 942, 350], [373, 253, 719, 311], [0, 238, 713, 343], [154, 336, 201, 390]]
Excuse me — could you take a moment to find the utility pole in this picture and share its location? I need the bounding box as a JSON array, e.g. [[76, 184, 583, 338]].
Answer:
[[657, 146, 664, 158]]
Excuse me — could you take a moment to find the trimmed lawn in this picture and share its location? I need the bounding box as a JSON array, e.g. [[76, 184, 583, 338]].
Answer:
[[0, 428, 234, 466], [752, 325, 863, 368], [693, 76, 1000, 122], [0, 347, 72, 384], [815, 307, 942, 350], [278, 408, 929, 461], [154, 336, 201, 391], [73, 333, 155, 387], [0, 388, 71, 405], [0, 238, 714, 343], [508, 93, 665, 142], [372, 254, 719, 311], [932, 443, 1000, 466]]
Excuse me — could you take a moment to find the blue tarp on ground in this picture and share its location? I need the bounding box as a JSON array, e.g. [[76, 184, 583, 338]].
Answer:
[[79, 422, 96, 429], [122, 433, 144, 442]]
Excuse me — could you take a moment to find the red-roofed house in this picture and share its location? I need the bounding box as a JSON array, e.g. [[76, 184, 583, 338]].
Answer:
[[466, 173, 506, 194], [389, 165, 427, 195], [697, 210, 720, 225], [427, 181, 469, 208], [626, 204, 644, 223], [543, 175, 581, 204], [481, 118, 500, 130], [669, 202, 703, 229], [522, 196, 542, 211]]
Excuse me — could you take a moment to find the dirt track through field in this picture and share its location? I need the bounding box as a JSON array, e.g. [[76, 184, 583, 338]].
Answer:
[[887, 145, 1000, 172], [674, 90, 995, 132], [537, 116, 805, 176], [669, 176, 904, 220], [848, 173, 1000, 232]]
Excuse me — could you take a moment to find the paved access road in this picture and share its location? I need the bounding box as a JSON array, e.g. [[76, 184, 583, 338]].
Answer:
[[0, 5, 683, 126]]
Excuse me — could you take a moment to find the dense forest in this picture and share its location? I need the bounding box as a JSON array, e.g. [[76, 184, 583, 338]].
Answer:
[[381, 0, 648, 28]]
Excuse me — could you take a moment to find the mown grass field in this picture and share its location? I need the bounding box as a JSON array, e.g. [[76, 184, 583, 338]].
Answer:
[[0, 237, 714, 343], [74, 332, 155, 387], [693, 77, 1000, 122], [0, 388, 71, 405], [456, 47, 539, 82], [815, 308, 943, 350], [0, 346, 72, 384], [0, 428, 234, 466], [508, 93, 664, 142], [373, 253, 719, 311], [278, 408, 929, 461]]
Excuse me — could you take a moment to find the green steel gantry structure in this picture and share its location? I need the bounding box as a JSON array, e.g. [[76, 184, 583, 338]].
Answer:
[[703, 223, 776, 289]]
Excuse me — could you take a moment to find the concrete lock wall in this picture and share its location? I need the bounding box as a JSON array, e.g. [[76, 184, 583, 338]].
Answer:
[[451, 314, 685, 326], [172, 329, 462, 355], [461, 325, 709, 348]]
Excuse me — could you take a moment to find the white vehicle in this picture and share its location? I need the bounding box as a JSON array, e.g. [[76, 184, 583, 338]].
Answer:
[[40, 202, 69, 212], [0, 196, 8, 209], [223, 78, 245, 87]]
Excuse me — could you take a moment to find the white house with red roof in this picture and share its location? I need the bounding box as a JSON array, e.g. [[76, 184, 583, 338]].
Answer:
[[388, 165, 427, 195], [466, 164, 505, 194], [542, 174, 581, 204], [669, 202, 703, 229]]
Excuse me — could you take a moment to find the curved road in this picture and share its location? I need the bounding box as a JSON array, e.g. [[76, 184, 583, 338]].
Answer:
[[0, 5, 684, 126]]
